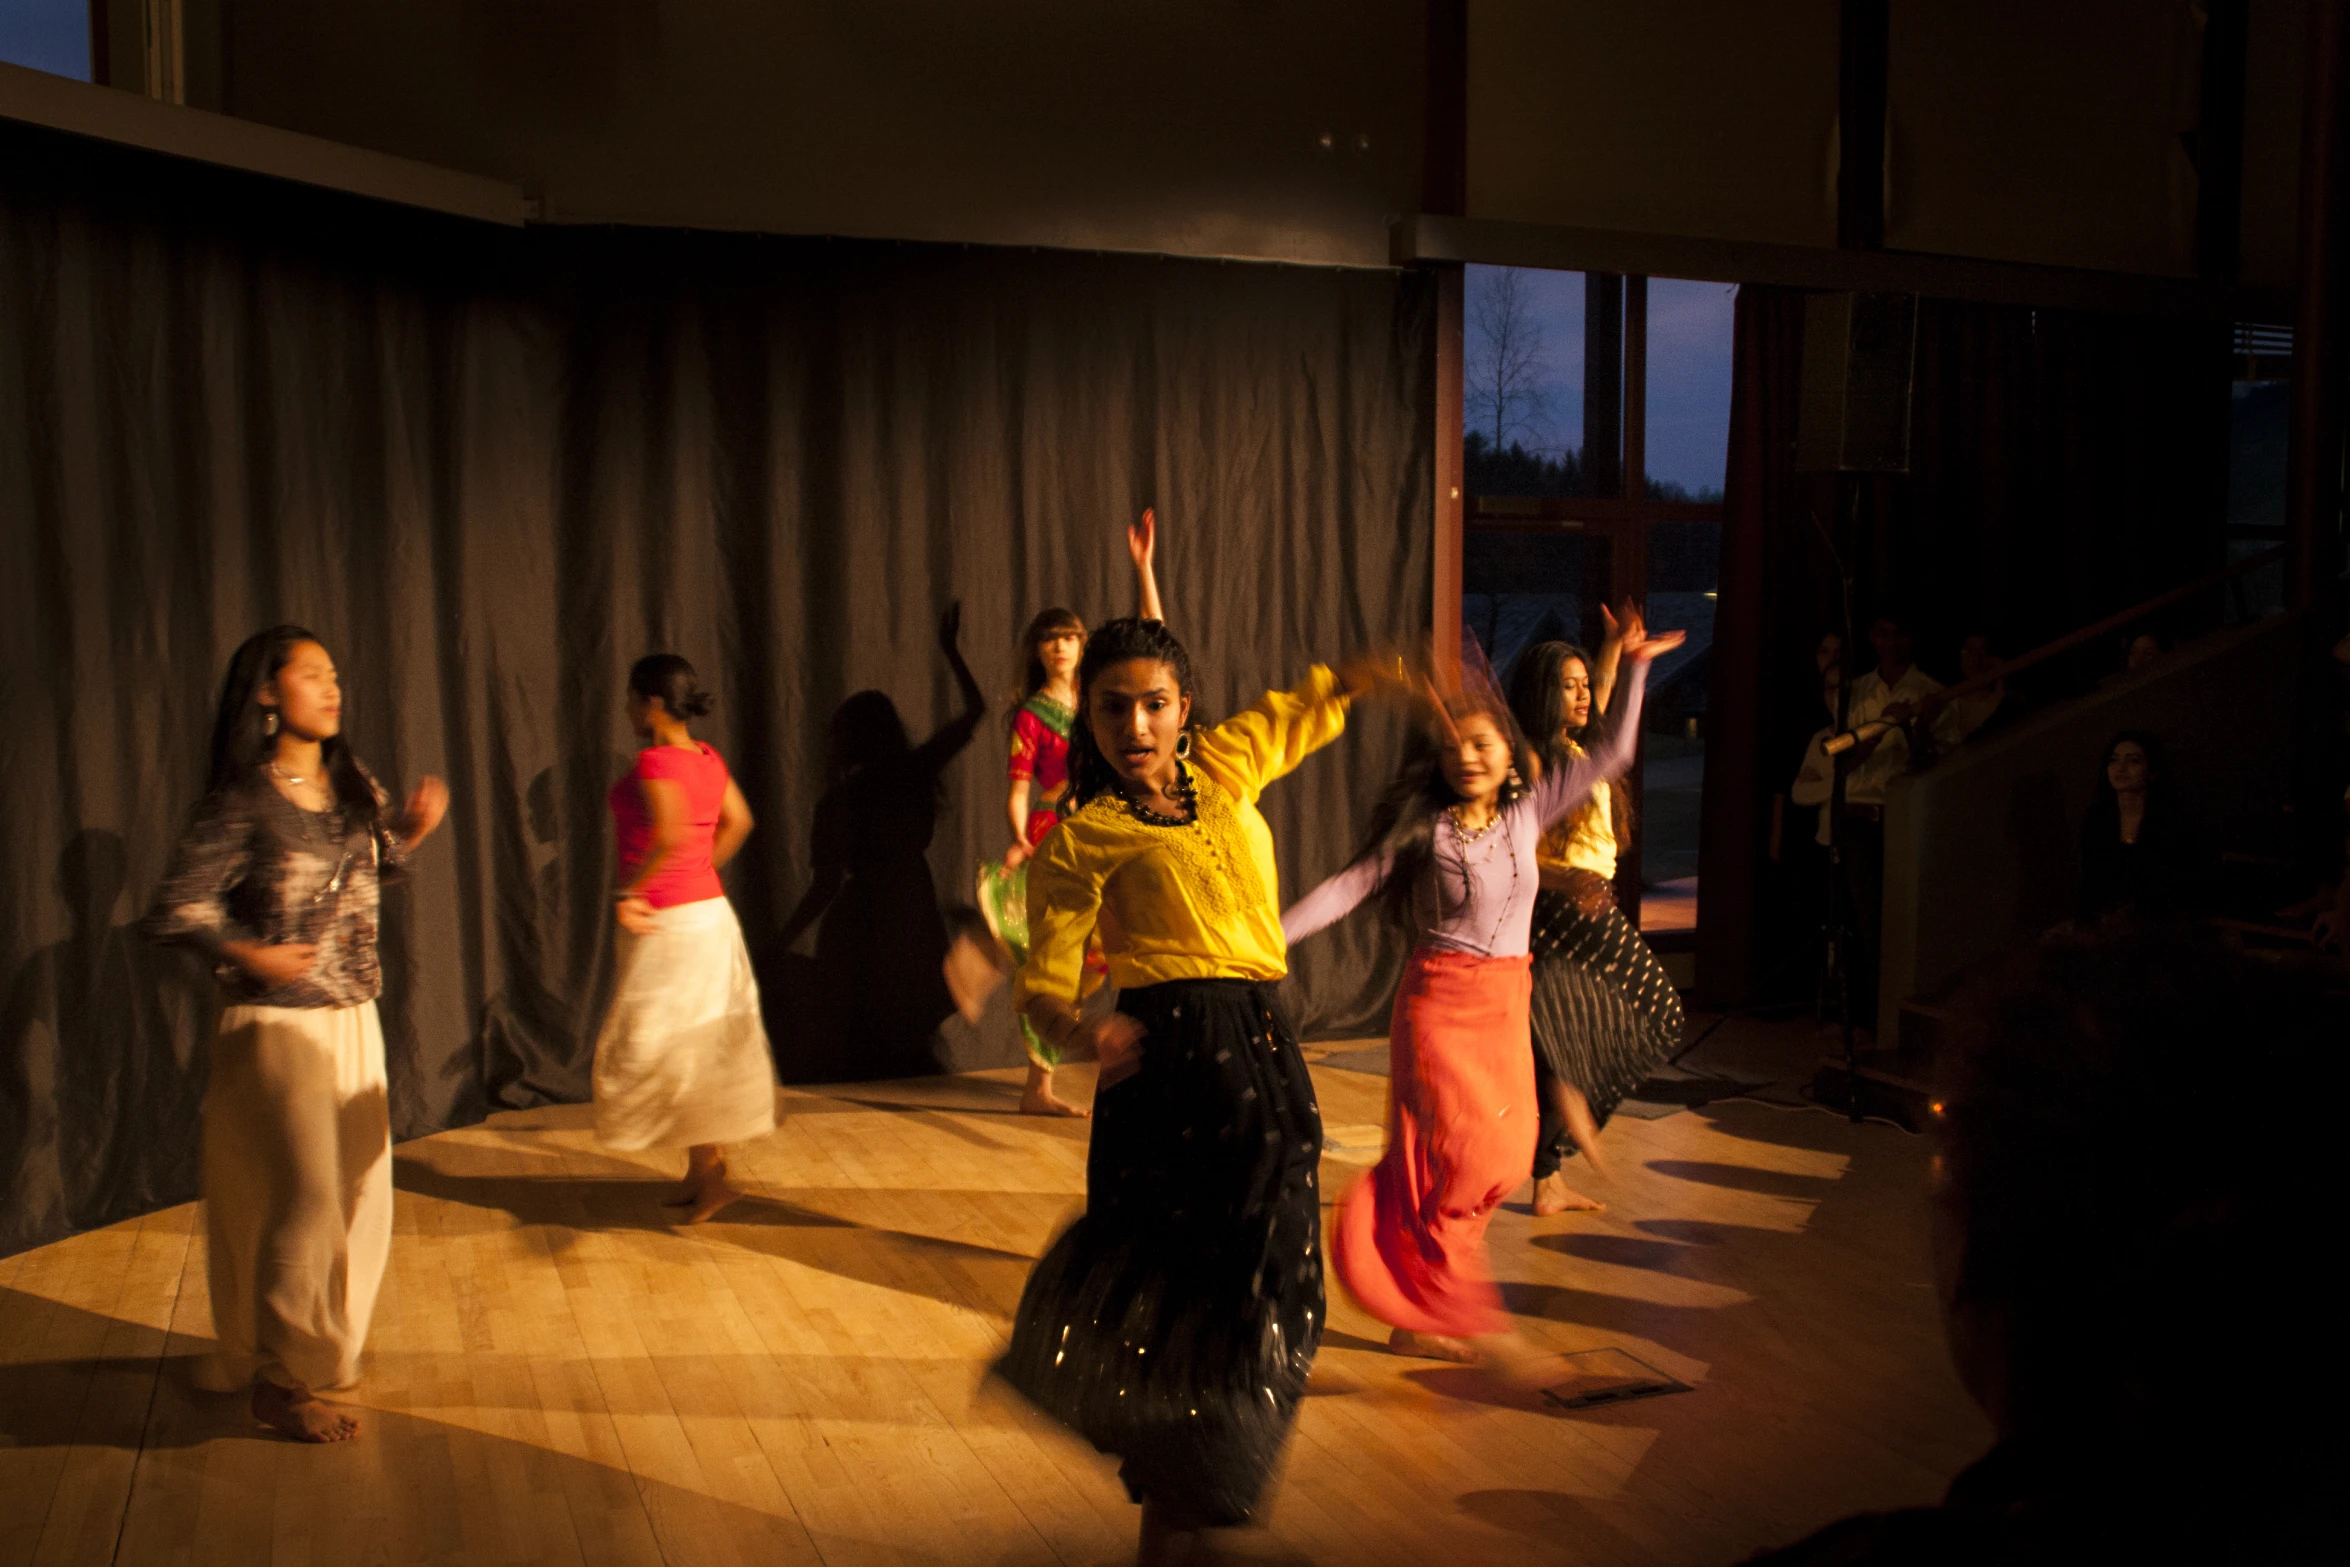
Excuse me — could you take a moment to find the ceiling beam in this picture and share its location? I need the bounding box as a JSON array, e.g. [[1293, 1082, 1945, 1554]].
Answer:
[[1395, 213, 2292, 324], [0, 61, 532, 228]]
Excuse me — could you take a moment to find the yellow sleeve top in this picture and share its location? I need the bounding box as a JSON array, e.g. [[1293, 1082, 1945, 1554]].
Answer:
[[1016, 666, 1349, 1011], [1535, 742, 1618, 880]]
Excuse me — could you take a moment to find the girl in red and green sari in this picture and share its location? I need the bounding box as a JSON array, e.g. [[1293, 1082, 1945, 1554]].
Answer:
[[977, 510, 1163, 1115]]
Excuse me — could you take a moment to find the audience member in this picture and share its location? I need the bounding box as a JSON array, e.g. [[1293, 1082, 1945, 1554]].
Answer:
[[1833, 615, 1942, 1023], [1787, 665, 1840, 850], [2124, 631, 2163, 672], [2076, 732, 2195, 927], [1745, 927, 2345, 1563], [1932, 633, 2012, 746]]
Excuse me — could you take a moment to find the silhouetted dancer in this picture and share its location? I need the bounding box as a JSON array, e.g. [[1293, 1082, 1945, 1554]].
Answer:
[[2, 830, 210, 1245], [776, 604, 987, 1081]]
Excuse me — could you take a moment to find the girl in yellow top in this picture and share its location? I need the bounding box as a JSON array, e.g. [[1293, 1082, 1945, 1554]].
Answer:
[[1507, 629, 1686, 1216], [997, 615, 1382, 1565]]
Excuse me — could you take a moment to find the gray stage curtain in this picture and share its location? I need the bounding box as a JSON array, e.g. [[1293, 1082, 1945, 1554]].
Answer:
[[0, 122, 1430, 1257]]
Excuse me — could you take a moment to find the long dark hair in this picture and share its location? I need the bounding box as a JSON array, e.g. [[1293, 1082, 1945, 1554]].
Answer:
[[1014, 607, 1086, 716], [1507, 637, 1629, 842], [1507, 639, 1596, 773], [2085, 730, 2172, 842], [1351, 698, 1536, 933], [206, 624, 382, 830], [1066, 617, 1200, 809], [628, 653, 714, 720]]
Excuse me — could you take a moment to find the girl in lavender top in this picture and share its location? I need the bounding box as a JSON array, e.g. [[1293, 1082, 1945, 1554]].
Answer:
[[1282, 611, 1681, 1366]]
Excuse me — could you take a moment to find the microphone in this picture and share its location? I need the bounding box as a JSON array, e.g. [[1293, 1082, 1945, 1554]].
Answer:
[[1821, 719, 1896, 757]]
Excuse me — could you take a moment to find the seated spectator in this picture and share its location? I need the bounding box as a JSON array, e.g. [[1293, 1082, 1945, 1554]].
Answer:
[[2124, 631, 2164, 672], [1746, 927, 2345, 1564], [1932, 633, 2011, 746], [2076, 732, 2195, 926]]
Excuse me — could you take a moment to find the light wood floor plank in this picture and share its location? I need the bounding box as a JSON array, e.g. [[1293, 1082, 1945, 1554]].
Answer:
[[0, 1032, 1986, 1567]]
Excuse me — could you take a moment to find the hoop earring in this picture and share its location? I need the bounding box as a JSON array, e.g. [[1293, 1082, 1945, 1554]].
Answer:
[[1173, 730, 1192, 760], [263, 709, 278, 737]]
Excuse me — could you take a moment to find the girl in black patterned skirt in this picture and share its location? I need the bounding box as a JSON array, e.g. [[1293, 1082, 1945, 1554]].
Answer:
[[1507, 629, 1685, 1215]]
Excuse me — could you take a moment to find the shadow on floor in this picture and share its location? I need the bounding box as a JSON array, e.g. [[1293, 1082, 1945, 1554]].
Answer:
[[0, 1290, 1061, 1565]]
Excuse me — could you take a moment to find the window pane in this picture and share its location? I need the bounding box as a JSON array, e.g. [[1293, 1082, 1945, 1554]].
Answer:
[[1, 1, 91, 80], [1463, 528, 1610, 683], [1463, 263, 1584, 491], [1641, 523, 1717, 933], [1642, 278, 1736, 500]]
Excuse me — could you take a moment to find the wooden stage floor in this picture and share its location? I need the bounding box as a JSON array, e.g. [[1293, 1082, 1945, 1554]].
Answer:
[[1, 1027, 1988, 1566]]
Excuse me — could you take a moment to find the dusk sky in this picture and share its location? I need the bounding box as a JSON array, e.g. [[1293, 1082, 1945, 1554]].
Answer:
[[1466, 264, 1737, 496], [0, 0, 89, 79]]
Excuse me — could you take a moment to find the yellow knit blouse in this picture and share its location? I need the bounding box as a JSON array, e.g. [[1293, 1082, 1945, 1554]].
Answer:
[[1016, 667, 1349, 1010], [1536, 741, 1618, 880]]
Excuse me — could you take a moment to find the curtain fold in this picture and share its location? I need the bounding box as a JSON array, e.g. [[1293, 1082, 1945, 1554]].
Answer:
[[0, 124, 1432, 1257]]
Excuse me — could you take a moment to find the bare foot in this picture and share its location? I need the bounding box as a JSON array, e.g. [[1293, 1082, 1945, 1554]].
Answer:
[[659, 1181, 700, 1207], [1019, 1083, 1090, 1118], [251, 1380, 359, 1442], [1389, 1327, 1480, 1364], [681, 1180, 745, 1224], [1532, 1172, 1605, 1215]]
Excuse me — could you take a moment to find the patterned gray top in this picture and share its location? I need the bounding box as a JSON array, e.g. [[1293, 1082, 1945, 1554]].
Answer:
[[145, 768, 408, 1009]]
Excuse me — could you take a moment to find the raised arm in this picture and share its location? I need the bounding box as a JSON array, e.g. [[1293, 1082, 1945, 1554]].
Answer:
[[1592, 602, 1628, 716], [915, 601, 989, 773], [1129, 508, 1165, 624], [1190, 666, 1349, 804], [1280, 851, 1391, 946]]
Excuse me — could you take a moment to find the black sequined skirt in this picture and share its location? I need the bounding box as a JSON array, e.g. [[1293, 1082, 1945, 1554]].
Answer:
[[1527, 892, 1684, 1131], [997, 978, 1324, 1524]]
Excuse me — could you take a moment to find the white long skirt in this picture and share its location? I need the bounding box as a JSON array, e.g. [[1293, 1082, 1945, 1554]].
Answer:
[[198, 1001, 392, 1394], [593, 896, 778, 1151]]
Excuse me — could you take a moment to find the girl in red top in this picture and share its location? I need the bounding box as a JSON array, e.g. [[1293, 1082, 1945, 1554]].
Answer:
[[592, 654, 774, 1223], [976, 510, 1164, 1116]]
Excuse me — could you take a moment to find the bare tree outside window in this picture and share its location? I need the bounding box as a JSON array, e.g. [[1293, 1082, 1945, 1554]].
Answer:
[[1468, 267, 1555, 452]]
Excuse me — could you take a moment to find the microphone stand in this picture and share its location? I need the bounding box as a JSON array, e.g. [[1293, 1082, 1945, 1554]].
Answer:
[[1811, 484, 1865, 1122]]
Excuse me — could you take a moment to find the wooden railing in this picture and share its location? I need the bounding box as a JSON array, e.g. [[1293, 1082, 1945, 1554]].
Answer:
[[1825, 544, 2286, 755]]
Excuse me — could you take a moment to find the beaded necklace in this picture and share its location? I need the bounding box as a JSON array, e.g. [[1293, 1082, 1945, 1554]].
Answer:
[[1118, 759, 1200, 827]]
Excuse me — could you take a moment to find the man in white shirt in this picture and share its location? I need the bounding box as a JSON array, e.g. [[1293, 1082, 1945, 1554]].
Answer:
[[1830, 616, 1939, 1035], [1842, 617, 1943, 808]]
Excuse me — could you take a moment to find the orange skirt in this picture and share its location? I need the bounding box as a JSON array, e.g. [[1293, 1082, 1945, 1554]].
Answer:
[[1333, 948, 1537, 1339]]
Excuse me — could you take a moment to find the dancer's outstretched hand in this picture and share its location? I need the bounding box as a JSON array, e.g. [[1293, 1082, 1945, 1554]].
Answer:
[[401, 775, 450, 847], [1127, 507, 1157, 572], [1335, 648, 1420, 702], [1615, 607, 1687, 665], [1085, 1012, 1149, 1090]]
